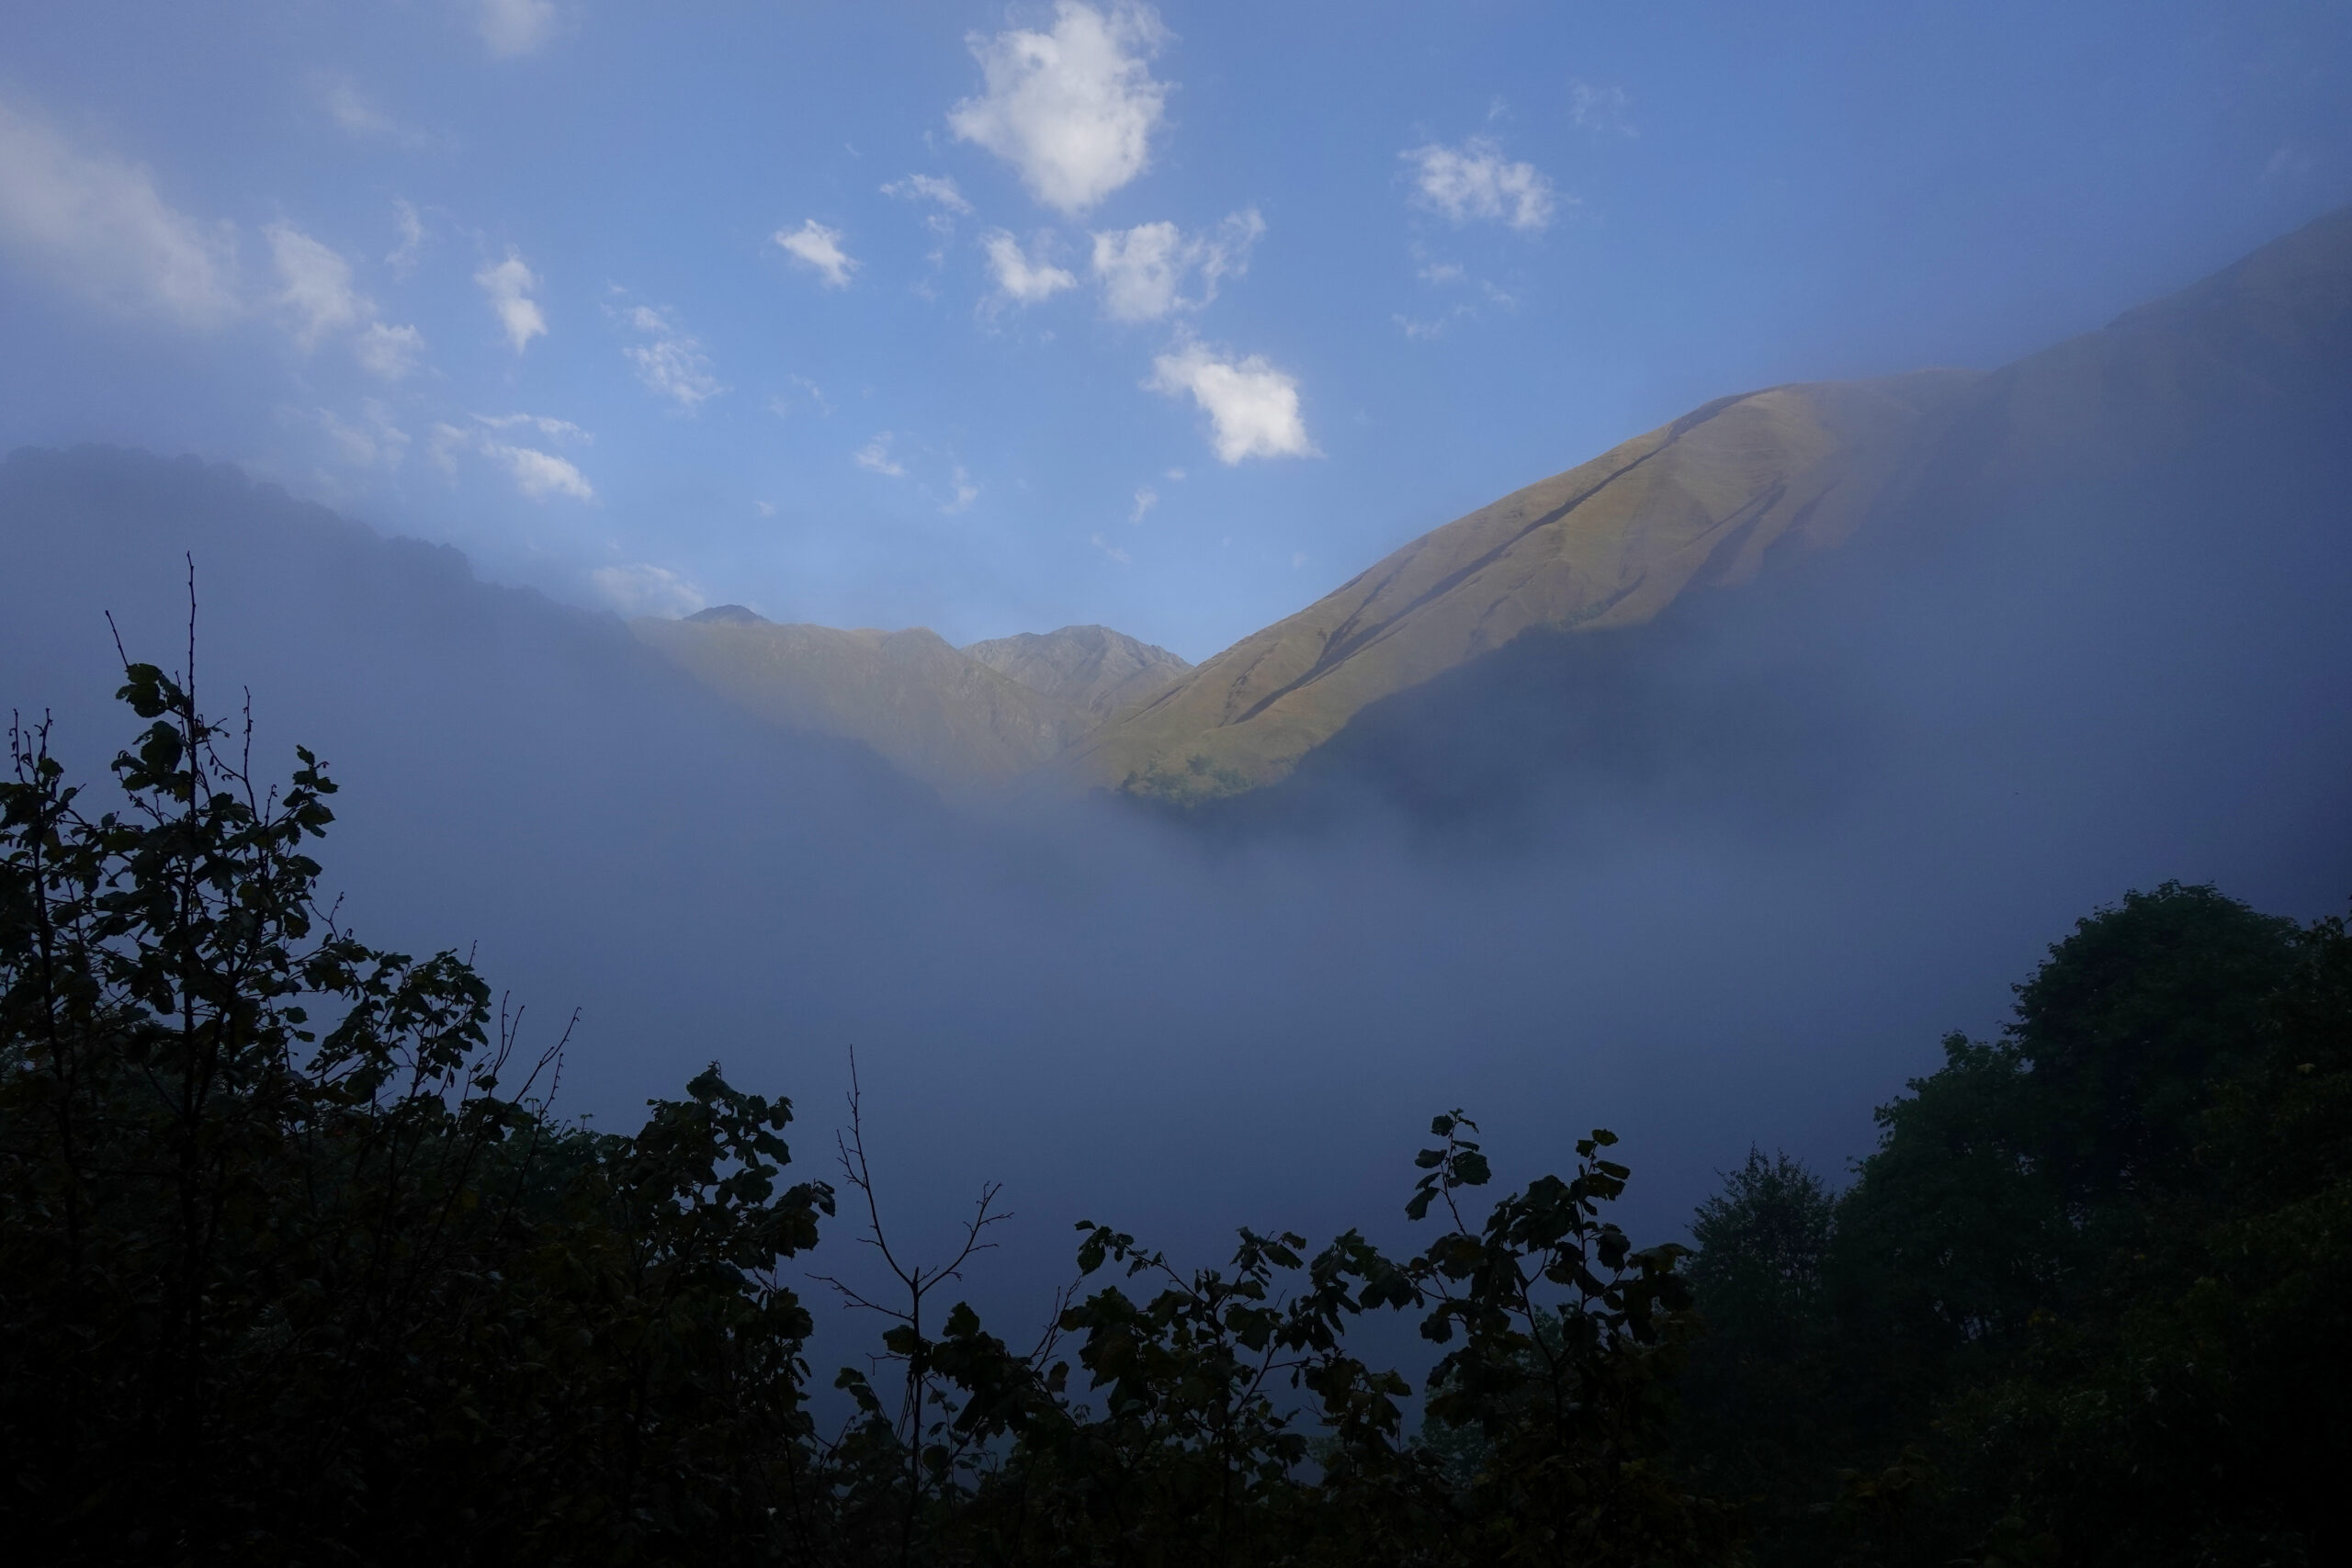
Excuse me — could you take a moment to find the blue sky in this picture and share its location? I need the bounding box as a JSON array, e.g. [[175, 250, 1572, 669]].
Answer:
[[3, 1, 2346, 660]]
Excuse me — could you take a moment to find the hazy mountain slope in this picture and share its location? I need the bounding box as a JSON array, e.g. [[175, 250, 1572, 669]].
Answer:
[[1064, 370, 1982, 798], [963, 625, 1193, 722], [630, 615, 1086, 792], [1071, 206, 2352, 805], [1198, 205, 2352, 836]]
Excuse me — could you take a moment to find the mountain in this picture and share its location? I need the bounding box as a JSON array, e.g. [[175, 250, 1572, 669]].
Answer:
[[1066, 206, 2352, 806], [962, 626, 1192, 723], [629, 614, 1086, 792]]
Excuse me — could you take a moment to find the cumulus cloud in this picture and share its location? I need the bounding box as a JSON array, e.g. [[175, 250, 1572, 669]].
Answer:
[[1568, 79, 1636, 137], [1144, 338, 1316, 464], [385, 198, 425, 277], [981, 230, 1077, 304], [475, 249, 546, 352], [854, 434, 906, 478], [881, 174, 974, 216], [0, 99, 238, 327], [478, 0, 559, 58], [1090, 208, 1261, 321], [948, 1, 1170, 215], [1404, 138, 1558, 231], [592, 562, 706, 618], [621, 304, 725, 410], [774, 220, 855, 288]]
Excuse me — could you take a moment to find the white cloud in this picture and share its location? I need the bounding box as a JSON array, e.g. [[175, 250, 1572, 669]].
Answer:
[[1090, 208, 1261, 321], [432, 413, 594, 500], [355, 321, 425, 378], [316, 76, 435, 148], [386, 198, 425, 277], [774, 219, 855, 288], [1129, 486, 1157, 524], [1091, 531, 1133, 565], [1144, 338, 1316, 464], [948, 1, 1170, 215], [487, 442, 593, 501], [768, 374, 831, 420], [981, 229, 1077, 304], [1418, 261, 1465, 285], [1292, 551, 1308, 570], [753, 500, 776, 517], [1568, 79, 1636, 137], [266, 221, 424, 376], [473, 412, 589, 443], [311, 400, 410, 471], [478, 0, 559, 58], [854, 434, 906, 478], [881, 174, 974, 216], [0, 99, 238, 328], [266, 222, 364, 348], [944, 466, 979, 513], [592, 562, 706, 618], [1404, 138, 1558, 231], [621, 304, 725, 410], [475, 249, 546, 352]]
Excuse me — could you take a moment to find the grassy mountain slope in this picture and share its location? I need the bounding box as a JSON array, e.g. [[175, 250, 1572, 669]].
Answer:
[[1062, 371, 1982, 799], [630, 615, 1087, 792], [1067, 205, 2352, 805]]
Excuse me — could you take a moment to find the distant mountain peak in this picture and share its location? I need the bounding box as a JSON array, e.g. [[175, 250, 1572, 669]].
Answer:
[[962, 625, 1192, 723], [686, 604, 768, 625]]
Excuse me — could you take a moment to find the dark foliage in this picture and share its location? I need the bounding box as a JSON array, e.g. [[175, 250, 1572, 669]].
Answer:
[[1679, 883, 2352, 1567], [2, 650, 1733, 1565]]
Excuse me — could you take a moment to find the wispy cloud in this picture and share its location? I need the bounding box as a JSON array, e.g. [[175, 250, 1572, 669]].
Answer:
[[1129, 487, 1158, 524], [1144, 337, 1317, 464], [620, 303, 725, 410], [266, 222, 365, 349], [1404, 137, 1559, 231], [385, 198, 425, 277], [944, 465, 979, 513], [592, 562, 706, 617], [981, 229, 1077, 304], [0, 98, 238, 328], [478, 0, 560, 59], [1568, 79, 1636, 138], [774, 219, 856, 288], [488, 442, 594, 500], [431, 415, 594, 501], [948, 1, 1170, 215], [854, 434, 907, 477], [1090, 209, 1262, 321], [475, 249, 546, 352], [314, 75, 438, 149], [882, 174, 975, 217], [306, 400, 411, 471], [355, 321, 425, 378], [473, 412, 590, 444], [265, 220, 425, 376], [1091, 531, 1133, 565]]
